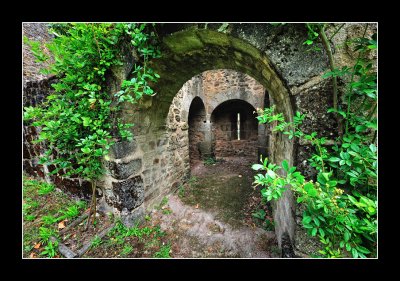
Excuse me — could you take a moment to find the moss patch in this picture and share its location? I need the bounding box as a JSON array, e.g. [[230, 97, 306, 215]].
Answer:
[[163, 30, 204, 54]]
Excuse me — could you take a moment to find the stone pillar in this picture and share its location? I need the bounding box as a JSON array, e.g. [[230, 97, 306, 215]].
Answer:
[[198, 119, 213, 159], [257, 123, 268, 160]]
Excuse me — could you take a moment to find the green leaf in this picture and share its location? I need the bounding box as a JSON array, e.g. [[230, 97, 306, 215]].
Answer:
[[282, 160, 289, 171], [267, 169, 276, 179], [81, 147, 90, 154], [311, 228, 318, 236], [356, 245, 371, 254], [319, 228, 325, 237], [82, 117, 92, 127], [329, 157, 341, 162], [252, 164, 265, 171], [352, 248, 358, 258], [304, 183, 317, 197], [344, 230, 350, 242], [317, 173, 327, 185], [313, 217, 320, 227], [303, 216, 312, 225]]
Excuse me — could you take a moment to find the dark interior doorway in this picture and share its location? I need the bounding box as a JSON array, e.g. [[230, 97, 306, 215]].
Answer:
[[211, 99, 258, 158]]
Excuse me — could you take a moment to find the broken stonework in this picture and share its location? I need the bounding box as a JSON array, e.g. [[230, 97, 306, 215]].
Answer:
[[111, 176, 144, 211], [107, 158, 142, 180]]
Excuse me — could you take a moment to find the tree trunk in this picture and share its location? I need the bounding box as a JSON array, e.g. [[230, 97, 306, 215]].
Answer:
[[319, 25, 343, 137]]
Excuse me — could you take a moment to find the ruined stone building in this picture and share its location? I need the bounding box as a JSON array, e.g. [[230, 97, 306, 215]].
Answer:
[[23, 23, 376, 251]]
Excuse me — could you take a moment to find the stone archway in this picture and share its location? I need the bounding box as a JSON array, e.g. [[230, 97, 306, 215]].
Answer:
[[188, 96, 207, 161], [117, 29, 296, 248]]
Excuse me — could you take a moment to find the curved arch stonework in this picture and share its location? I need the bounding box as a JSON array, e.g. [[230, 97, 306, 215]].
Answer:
[[109, 30, 296, 248]]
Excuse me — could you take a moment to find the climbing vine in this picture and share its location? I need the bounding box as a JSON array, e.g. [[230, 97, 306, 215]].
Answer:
[[23, 23, 161, 229], [254, 24, 377, 258]]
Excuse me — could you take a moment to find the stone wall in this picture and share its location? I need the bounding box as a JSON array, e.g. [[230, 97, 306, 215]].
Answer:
[[23, 23, 54, 81]]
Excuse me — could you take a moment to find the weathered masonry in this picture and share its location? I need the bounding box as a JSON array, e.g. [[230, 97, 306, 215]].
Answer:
[[23, 23, 376, 253]]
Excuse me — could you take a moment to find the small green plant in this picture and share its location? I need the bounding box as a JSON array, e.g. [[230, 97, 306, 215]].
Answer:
[[252, 209, 266, 220], [25, 214, 36, 221], [144, 214, 151, 221], [37, 183, 55, 195], [178, 185, 185, 198], [91, 235, 102, 248], [120, 245, 133, 256], [23, 36, 49, 62], [39, 240, 58, 258], [41, 215, 58, 226], [39, 227, 56, 243], [107, 212, 114, 221], [153, 243, 171, 258], [162, 209, 173, 215], [57, 205, 79, 221], [188, 176, 197, 184], [157, 196, 168, 210], [203, 157, 217, 166], [75, 200, 87, 210], [263, 219, 275, 231]]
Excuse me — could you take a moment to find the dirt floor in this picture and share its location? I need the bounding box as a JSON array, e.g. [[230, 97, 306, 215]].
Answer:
[[150, 157, 280, 258]]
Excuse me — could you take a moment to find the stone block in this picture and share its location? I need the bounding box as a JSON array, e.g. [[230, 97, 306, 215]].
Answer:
[[112, 176, 144, 211], [107, 159, 142, 180], [110, 141, 137, 159], [121, 205, 145, 228]]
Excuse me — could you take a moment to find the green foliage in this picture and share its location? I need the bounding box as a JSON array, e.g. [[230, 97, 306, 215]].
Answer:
[[154, 196, 169, 210], [39, 240, 59, 258], [153, 243, 171, 258], [57, 205, 80, 221], [37, 182, 55, 195], [23, 23, 161, 183], [25, 214, 36, 221], [23, 177, 87, 258], [253, 31, 377, 258], [41, 215, 58, 226], [303, 23, 322, 51], [39, 227, 57, 243], [120, 245, 133, 256], [252, 209, 266, 220], [24, 36, 49, 62], [203, 157, 217, 166], [162, 209, 173, 215], [91, 235, 102, 248], [108, 220, 162, 245], [188, 176, 198, 184], [178, 185, 185, 198]]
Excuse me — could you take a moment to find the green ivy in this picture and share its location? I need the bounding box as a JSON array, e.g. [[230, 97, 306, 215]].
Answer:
[[253, 31, 377, 258], [23, 23, 161, 181]]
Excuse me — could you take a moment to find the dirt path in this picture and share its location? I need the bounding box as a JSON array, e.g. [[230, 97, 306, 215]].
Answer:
[[150, 157, 280, 258]]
